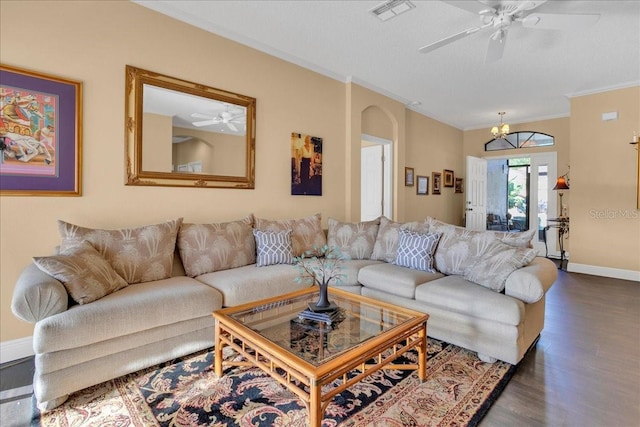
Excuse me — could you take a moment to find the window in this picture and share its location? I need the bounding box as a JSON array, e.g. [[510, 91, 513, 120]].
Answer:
[[485, 132, 554, 152]]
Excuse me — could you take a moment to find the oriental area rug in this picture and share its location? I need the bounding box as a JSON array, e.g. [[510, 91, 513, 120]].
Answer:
[[32, 339, 516, 427]]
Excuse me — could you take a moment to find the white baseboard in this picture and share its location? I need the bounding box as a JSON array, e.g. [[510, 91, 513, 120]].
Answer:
[[567, 263, 640, 282], [0, 336, 34, 364]]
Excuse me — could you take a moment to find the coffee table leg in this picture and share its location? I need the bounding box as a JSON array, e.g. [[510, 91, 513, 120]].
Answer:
[[309, 379, 322, 427], [418, 322, 427, 381], [214, 320, 222, 377]]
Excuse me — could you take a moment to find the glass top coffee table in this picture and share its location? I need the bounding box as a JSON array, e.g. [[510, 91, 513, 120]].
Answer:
[[212, 287, 429, 427]]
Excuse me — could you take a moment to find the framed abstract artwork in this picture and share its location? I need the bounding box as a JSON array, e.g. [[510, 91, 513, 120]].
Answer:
[[0, 65, 82, 196]]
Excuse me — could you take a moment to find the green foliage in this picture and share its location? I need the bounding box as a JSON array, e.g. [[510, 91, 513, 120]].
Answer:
[[293, 245, 348, 287]]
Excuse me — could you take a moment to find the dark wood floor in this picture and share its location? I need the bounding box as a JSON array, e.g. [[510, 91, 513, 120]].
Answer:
[[480, 265, 640, 427], [2, 262, 639, 426]]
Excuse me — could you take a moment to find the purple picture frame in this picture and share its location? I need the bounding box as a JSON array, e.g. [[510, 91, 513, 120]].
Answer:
[[1, 65, 82, 196]]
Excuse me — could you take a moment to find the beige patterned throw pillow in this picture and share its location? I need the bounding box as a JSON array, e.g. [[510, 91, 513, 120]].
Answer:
[[426, 217, 536, 275], [255, 213, 326, 257], [58, 218, 182, 284], [371, 216, 430, 263], [33, 241, 128, 305], [464, 239, 538, 292], [327, 217, 380, 260], [178, 215, 255, 277]]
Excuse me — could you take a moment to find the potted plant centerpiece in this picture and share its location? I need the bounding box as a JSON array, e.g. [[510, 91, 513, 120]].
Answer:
[[294, 245, 348, 312]]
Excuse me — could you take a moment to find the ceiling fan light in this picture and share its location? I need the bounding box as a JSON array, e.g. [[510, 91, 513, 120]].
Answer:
[[502, 123, 510, 134], [491, 126, 499, 137]]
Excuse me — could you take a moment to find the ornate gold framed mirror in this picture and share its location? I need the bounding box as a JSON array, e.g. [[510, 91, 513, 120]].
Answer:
[[125, 66, 255, 188]]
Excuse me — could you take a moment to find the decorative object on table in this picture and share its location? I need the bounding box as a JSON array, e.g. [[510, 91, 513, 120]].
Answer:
[[293, 245, 347, 312], [291, 132, 323, 196], [404, 166, 414, 186], [0, 64, 82, 196], [296, 307, 345, 326], [553, 168, 570, 218], [416, 175, 428, 195], [432, 171, 441, 194], [443, 169, 454, 187], [455, 177, 464, 193]]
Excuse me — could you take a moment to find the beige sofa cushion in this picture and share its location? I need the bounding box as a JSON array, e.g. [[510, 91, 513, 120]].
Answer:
[[255, 213, 326, 256], [371, 216, 430, 263], [196, 264, 308, 306], [58, 219, 182, 284], [33, 241, 128, 305], [327, 217, 380, 260], [178, 215, 255, 277], [415, 275, 525, 326], [358, 263, 443, 299]]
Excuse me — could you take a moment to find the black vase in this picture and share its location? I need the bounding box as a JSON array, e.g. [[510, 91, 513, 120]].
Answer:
[[309, 281, 337, 312]]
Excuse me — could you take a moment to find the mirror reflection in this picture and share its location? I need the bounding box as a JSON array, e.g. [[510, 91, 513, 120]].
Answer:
[[125, 65, 256, 189], [142, 85, 247, 176]]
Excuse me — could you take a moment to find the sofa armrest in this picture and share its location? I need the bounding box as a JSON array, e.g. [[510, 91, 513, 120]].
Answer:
[[11, 263, 69, 323], [504, 257, 558, 304]]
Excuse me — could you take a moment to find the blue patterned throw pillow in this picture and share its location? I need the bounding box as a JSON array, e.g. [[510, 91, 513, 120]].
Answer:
[[253, 229, 294, 267], [393, 229, 442, 272]]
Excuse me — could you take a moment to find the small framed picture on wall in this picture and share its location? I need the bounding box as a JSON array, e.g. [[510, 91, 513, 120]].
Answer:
[[417, 175, 428, 195], [405, 167, 414, 186], [455, 178, 464, 193], [432, 172, 441, 195], [443, 169, 454, 187]]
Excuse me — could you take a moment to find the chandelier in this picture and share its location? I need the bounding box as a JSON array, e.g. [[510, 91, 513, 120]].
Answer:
[[491, 112, 510, 139]]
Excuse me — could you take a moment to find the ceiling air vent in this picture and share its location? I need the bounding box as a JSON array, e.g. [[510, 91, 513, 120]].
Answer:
[[370, 0, 416, 21]]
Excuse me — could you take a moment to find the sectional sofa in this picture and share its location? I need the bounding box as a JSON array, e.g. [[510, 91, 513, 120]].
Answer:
[[11, 213, 557, 410]]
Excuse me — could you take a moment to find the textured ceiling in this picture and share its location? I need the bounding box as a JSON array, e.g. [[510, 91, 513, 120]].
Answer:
[[135, 0, 640, 130]]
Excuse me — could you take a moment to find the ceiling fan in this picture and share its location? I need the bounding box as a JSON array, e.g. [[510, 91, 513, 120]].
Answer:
[[418, 0, 600, 63], [191, 106, 246, 132]]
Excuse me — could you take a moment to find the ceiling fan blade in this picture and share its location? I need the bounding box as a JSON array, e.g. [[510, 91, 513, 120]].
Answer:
[[507, 0, 547, 16], [419, 26, 483, 53], [227, 122, 238, 132], [484, 29, 507, 63], [521, 13, 600, 30], [192, 119, 217, 127]]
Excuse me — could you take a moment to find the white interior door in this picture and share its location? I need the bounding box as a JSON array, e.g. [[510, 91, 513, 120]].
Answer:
[[361, 134, 392, 221], [466, 156, 487, 231]]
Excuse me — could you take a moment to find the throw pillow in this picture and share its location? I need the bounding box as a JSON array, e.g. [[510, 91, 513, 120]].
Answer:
[[254, 213, 326, 257], [426, 217, 536, 275], [371, 216, 430, 263], [253, 229, 294, 267], [33, 241, 128, 305], [327, 217, 380, 260], [58, 218, 182, 284], [178, 215, 255, 277], [393, 229, 442, 272], [464, 239, 538, 292]]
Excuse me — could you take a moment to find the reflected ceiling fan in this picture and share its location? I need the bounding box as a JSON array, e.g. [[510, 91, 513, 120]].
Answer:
[[418, 0, 600, 63], [191, 106, 246, 132]]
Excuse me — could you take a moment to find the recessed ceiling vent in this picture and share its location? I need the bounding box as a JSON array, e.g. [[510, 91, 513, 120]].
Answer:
[[370, 0, 416, 22]]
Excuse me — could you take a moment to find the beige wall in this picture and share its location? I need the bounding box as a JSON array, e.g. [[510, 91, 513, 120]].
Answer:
[[171, 127, 246, 176], [406, 110, 464, 224], [142, 113, 173, 171], [0, 1, 463, 344], [569, 86, 640, 272]]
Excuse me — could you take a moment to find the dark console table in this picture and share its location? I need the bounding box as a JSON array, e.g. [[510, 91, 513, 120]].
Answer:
[[544, 217, 569, 270]]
